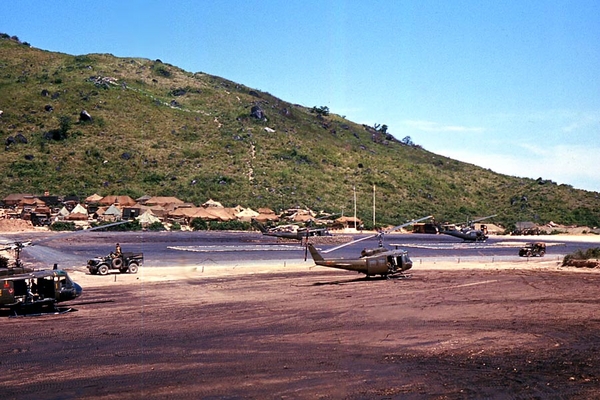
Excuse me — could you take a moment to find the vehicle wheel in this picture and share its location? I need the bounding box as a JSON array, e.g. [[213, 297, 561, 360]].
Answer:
[[112, 257, 123, 269], [128, 263, 139, 274], [98, 265, 109, 276]]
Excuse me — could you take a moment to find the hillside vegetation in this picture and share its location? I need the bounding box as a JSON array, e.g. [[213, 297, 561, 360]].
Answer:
[[1, 34, 599, 229]]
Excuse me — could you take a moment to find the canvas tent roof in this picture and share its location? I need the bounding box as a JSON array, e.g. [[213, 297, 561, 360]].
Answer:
[[144, 196, 184, 206], [168, 207, 201, 218], [136, 210, 161, 225], [336, 216, 362, 224], [202, 199, 224, 208], [102, 204, 122, 217], [236, 207, 259, 222], [65, 212, 88, 221], [71, 204, 88, 215], [136, 195, 152, 203], [21, 197, 45, 206], [85, 193, 103, 203], [99, 195, 136, 206], [3, 193, 33, 206]]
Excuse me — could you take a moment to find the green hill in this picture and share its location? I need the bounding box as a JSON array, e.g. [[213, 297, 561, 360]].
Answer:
[[1, 34, 599, 229]]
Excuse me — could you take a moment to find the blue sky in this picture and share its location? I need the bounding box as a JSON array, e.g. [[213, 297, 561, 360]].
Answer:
[[2, 1, 599, 191]]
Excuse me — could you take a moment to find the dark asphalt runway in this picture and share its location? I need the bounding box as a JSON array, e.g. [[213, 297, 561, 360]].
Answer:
[[3, 230, 595, 270]]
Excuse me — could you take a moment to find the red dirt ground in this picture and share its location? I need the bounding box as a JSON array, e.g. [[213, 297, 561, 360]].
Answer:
[[2, 260, 600, 399]]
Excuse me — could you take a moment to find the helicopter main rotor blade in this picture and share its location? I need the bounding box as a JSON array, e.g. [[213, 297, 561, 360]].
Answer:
[[323, 233, 377, 253], [468, 214, 497, 225], [384, 215, 433, 235], [322, 215, 432, 254]]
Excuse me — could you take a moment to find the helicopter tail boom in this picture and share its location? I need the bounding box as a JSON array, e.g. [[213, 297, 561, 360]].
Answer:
[[307, 244, 324, 262]]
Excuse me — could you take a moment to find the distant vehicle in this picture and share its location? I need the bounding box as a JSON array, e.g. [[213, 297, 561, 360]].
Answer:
[[87, 252, 143, 275], [252, 220, 331, 241], [306, 216, 431, 279], [519, 242, 546, 257], [440, 214, 497, 242]]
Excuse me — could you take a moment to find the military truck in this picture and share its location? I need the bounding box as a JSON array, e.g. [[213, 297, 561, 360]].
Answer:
[[87, 252, 143, 275], [518, 242, 546, 257]]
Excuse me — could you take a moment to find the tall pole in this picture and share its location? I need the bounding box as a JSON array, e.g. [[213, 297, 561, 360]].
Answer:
[[372, 184, 376, 228], [353, 185, 357, 230]]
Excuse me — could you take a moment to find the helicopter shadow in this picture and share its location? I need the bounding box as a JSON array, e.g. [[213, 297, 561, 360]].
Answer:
[[311, 275, 389, 286]]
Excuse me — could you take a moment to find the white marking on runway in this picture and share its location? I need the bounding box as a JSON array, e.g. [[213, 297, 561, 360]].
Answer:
[[168, 245, 305, 252]]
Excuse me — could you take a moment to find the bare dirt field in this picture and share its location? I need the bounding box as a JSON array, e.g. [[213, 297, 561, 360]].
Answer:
[[2, 258, 600, 399]]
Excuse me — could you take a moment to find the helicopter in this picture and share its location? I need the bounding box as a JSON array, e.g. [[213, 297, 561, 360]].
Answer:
[[439, 214, 497, 242], [306, 216, 432, 278], [252, 219, 331, 241], [0, 220, 128, 315]]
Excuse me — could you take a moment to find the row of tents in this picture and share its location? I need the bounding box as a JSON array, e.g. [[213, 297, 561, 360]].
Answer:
[[2, 193, 361, 228]]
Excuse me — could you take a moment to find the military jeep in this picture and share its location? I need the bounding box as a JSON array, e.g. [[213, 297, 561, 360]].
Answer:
[[87, 252, 143, 275], [518, 242, 546, 257]]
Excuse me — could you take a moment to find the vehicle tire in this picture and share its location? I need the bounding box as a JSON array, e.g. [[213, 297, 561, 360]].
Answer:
[[112, 257, 123, 269], [98, 265, 109, 276], [128, 263, 139, 274]]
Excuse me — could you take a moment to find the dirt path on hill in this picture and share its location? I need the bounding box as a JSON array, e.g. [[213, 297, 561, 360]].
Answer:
[[1, 261, 600, 399]]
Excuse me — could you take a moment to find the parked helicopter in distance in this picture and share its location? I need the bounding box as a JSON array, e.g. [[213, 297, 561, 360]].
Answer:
[[439, 214, 497, 242], [306, 216, 432, 278], [252, 219, 331, 241]]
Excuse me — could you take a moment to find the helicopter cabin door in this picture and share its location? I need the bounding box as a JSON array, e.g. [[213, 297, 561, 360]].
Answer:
[[366, 257, 389, 275]]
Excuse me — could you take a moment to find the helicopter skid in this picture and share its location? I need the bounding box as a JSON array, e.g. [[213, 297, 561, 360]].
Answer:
[[7, 305, 74, 318]]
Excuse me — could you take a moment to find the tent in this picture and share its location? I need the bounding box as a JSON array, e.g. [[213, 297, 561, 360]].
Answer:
[[98, 195, 136, 206], [65, 212, 88, 221], [255, 207, 279, 222], [144, 196, 184, 206], [136, 210, 161, 227], [71, 204, 88, 215], [85, 193, 103, 203], [202, 199, 224, 208], [99, 204, 122, 221], [236, 207, 259, 222]]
